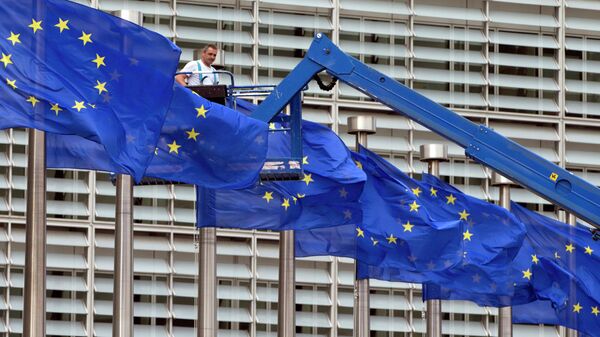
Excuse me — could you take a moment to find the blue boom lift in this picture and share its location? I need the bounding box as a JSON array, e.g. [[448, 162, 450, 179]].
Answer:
[[251, 33, 600, 231]]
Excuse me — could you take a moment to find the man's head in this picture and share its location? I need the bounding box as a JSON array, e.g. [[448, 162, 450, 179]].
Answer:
[[201, 44, 218, 66]]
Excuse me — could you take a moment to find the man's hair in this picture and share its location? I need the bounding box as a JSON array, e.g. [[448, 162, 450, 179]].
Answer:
[[202, 44, 218, 53]]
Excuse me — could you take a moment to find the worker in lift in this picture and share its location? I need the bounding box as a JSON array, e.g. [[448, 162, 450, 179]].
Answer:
[[175, 44, 220, 86]]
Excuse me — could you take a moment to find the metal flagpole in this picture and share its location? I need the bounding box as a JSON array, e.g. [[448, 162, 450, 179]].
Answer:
[[278, 230, 295, 337], [198, 226, 217, 337], [111, 10, 142, 337], [492, 172, 515, 337], [419, 144, 448, 337], [23, 129, 46, 337], [566, 212, 578, 337], [348, 116, 376, 337], [277, 93, 302, 337]]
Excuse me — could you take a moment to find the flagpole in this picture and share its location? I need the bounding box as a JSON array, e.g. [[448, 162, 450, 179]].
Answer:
[[566, 212, 578, 337], [23, 129, 46, 337], [348, 116, 376, 337], [111, 10, 142, 337], [492, 172, 515, 337], [278, 230, 295, 337], [278, 93, 302, 337], [420, 144, 448, 337], [198, 226, 217, 337]]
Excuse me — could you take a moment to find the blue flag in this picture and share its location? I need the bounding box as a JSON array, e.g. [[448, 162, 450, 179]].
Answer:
[[421, 201, 600, 336], [354, 148, 525, 287], [510, 203, 600, 336], [47, 83, 269, 188], [197, 119, 365, 231], [0, 0, 181, 180], [296, 147, 526, 299]]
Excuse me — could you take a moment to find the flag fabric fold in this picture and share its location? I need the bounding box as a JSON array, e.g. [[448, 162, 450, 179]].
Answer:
[[0, 0, 181, 180]]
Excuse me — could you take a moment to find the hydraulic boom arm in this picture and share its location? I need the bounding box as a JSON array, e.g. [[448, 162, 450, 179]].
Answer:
[[252, 33, 600, 230]]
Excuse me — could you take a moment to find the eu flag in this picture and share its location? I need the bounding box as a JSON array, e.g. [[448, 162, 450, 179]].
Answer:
[[422, 201, 600, 337], [197, 119, 365, 231], [47, 83, 269, 188], [354, 148, 525, 284], [510, 202, 600, 336], [296, 147, 526, 298], [0, 0, 181, 181]]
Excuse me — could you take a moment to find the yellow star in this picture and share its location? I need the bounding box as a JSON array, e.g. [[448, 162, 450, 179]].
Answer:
[[386, 233, 397, 244], [0, 53, 13, 68], [88, 103, 96, 109], [459, 210, 470, 221], [50, 104, 62, 116], [91, 54, 106, 68], [566, 243, 575, 253], [412, 187, 422, 197], [281, 198, 290, 211], [463, 230, 473, 241], [26, 96, 39, 107], [531, 254, 539, 264], [269, 122, 276, 130], [186, 128, 200, 141], [402, 221, 414, 232], [409, 200, 420, 212], [302, 173, 313, 185], [356, 227, 364, 238], [522, 269, 532, 280], [296, 193, 305, 199], [355, 160, 363, 169], [78, 31, 93, 46], [585, 246, 594, 255], [446, 194, 456, 205], [6, 78, 16, 90], [6, 32, 21, 46], [54, 18, 69, 33], [167, 140, 181, 154], [592, 306, 599, 316], [72, 101, 86, 112], [430, 187, 438, 197], [28, 19, 43, 33], [262, 191, 273, 203], [302, 156, 309, 165], [292, 196, 297, 204], [371, 237, 379, 245], [554, 251, 561, 259], [154, 147, 159, 155], [573, 302, 582, 313], [196, 105, 207, 118], [94, 80, 108, 94]]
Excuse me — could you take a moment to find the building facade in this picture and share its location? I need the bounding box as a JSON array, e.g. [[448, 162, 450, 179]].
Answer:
[[1, 0, 599, 336]]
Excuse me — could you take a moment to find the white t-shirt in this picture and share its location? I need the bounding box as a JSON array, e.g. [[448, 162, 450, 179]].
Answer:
[[180, 60, 219, 85]]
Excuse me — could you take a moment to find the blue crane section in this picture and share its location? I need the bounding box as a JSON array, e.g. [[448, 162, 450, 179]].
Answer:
[[252, 33, 600, 230]]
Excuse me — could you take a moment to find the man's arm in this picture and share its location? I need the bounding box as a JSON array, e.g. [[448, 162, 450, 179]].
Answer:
[[175, 61, 194, 86], [175, 74, 188, 86]]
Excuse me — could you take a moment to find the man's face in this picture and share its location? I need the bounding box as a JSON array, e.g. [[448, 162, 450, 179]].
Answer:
[[202, 47, 217, 66]]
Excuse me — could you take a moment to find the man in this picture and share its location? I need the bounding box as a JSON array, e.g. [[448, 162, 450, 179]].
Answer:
[[176, 44, 220, 86]]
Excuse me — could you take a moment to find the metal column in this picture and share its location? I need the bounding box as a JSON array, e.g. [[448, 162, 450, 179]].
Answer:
[[198, 226, 217, 337], [566, 213, 578, 337], [492, 172, 515, 337], [23, 129, 46, 337], [348, 116, 376, 337], [420, 144, 448, 337], [278, 230, 295, 337], [113, 174, 134, 337], [111, 10, 142, 337]]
